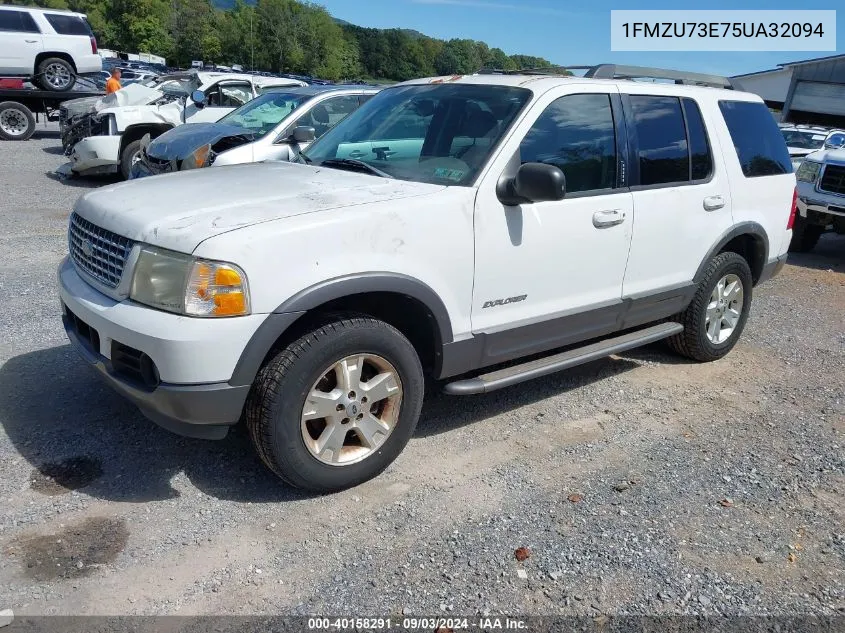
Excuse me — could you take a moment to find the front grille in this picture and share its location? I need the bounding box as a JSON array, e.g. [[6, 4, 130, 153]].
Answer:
[[819, 165, 845, 196], [68, 212, 134, 289]]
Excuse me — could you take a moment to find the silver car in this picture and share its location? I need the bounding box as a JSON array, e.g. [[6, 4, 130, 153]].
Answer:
[[131, 84, 381, 178]]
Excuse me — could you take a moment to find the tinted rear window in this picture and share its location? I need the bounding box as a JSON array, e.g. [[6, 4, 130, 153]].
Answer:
[[0, 10, 40, 33], [630, 95, 689, 186], [44, 13, 92, 36], [718, 101, 792, 177], [683, 98, 713, 181]]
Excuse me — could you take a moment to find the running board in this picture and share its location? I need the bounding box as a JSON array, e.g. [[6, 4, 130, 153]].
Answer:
[[443, 322, 683, 395]]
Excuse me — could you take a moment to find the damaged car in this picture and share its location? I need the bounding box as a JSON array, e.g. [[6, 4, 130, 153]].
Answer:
[[60, 70, 307, 179], [130, 85, 380, 178]]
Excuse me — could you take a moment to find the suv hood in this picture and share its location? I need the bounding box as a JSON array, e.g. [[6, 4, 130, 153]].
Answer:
[[804, 148, 845, 164], [62, 83, 163, 117], [146, 122, 257, 161], [73, 162, 445, 253]]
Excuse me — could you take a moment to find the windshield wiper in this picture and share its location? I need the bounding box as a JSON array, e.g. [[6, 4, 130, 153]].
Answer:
[[319, 158, 393, 179], [298, 153, 313, 164]]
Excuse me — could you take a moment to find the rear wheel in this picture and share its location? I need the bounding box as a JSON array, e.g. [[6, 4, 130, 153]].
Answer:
[[0, 101, 36, 141], [668, 252, 753, 362], [37, 57, 76, 92], [120, 140, 143, 180], [245, 316, 424, 492], [789, 215, 823, 253]]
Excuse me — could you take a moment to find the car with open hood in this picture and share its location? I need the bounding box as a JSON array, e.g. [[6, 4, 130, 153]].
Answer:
[[130, 85, 380, 178], [60, 70, 307, 179]]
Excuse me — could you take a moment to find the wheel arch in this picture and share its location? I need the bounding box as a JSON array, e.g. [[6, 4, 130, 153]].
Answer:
[[695, 222, 769, 286], [35, 52, 77, 72], [229, 273, 455, 388], [119, 123, 174, 155]]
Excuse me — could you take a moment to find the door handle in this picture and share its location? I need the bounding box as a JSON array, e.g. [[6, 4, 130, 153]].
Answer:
[[347, 150, 365, 158], [25, 39, 38, 43], [703, 195, 726, 211], [592, 209, 626, 228]]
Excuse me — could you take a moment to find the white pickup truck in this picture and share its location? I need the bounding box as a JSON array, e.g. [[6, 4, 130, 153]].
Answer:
[[60, 70, 306, 179]]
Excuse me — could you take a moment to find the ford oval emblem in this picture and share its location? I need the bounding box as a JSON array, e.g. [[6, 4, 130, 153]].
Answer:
[[81, 239, 94, 258]]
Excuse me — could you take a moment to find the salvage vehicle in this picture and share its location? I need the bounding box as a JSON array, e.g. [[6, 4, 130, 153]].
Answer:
[[130, 85, 380, 178], [0, 5, 102, 92], [793, 142, 845, 252], [60, 70, 307, 179], [58, 65, 796, 492], [780, 124, 845, 169]]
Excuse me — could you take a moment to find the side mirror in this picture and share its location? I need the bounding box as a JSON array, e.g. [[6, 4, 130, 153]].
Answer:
[[497, 162, 566, 206], [190, 90, 206, 107], [291, 125, 316, 144]]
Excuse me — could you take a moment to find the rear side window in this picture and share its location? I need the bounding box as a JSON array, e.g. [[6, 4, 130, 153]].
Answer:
[[44, 13, 93, 36], [0, 10, 40, 33], [718, 101, 792, 177], [683, 98, 713, 181], [629, 95, 689, 186]]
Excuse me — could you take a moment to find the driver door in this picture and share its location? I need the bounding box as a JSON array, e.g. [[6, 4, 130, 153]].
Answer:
[[471, 86, 634, 363]]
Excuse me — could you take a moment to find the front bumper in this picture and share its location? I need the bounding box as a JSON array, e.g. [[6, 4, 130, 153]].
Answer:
[[70, 136, 121, 175], [58, 257, 265, 438]]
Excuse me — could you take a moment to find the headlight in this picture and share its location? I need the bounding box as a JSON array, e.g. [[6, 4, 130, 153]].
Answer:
[[181, 143, 212, 170], [796, 160, 821, 183], [130, 245, 250, 317]]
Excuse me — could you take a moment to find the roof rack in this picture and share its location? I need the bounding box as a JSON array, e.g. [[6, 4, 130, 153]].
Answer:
[[477, 64, 734, 89]]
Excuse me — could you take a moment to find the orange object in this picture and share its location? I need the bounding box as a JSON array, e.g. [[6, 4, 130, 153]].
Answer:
[[105, 77, 121, 94]]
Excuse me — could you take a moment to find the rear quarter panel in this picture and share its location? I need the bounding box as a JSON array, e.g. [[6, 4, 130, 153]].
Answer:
[[712, 93, 796, 260]]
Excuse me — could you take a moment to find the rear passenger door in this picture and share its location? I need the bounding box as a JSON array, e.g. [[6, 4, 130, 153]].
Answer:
[[0, 10, 43, 75], [619, 89, 734, 298]]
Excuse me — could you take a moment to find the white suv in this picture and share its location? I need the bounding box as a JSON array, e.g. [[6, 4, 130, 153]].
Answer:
[[57, 66, 796, 492], [0, 6, 102, 91]]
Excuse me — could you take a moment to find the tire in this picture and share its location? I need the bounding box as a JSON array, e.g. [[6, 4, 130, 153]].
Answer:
[[37, 57, 76, 92], [0, 101, 36, 141], [668, 252, 753, 362], [120, 140, 143, 180], [788, 215, 823, 253], [245, 316, 424, 492]]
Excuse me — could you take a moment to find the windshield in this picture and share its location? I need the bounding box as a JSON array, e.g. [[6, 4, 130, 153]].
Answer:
[[218, 91, 311, 138], [302, 83, 532, 185], [781, 130, 826, 150]]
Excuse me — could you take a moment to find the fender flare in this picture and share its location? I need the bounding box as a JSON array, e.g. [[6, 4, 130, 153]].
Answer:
[[693, 221, 769, 285], [228, 273, 454, 387]]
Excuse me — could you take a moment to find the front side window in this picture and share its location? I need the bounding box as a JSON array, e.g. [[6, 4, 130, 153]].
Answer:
[[719, 100, 792, 177], [630, 95, 689, 186], [218, 91, 310, 138], [290, 95, 360, 138], [0, 10, 40, 33], [302, 83, 532, 186], [44, 13, 93, 36], [519, 93, 617, 194]]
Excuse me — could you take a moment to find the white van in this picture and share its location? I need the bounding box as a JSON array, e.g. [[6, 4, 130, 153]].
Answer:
[[0, 5, 102, 91]]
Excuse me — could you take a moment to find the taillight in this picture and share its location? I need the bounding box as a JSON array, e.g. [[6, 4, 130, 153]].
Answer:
[[90, 36, 98, 54], [787, 186, 797, 230]]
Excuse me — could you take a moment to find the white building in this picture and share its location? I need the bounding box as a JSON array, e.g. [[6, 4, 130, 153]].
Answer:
[[733, 54, 845, 126]]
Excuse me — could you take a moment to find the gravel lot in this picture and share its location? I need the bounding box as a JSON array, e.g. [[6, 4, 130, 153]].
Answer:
[[0, 131, 843, 621]]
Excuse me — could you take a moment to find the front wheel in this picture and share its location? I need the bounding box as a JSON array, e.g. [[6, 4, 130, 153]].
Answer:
[[120, 140, 143, 180], [668, 252, 753, 362], [245, 316, 424, 492], [0, 101, 36, 141]]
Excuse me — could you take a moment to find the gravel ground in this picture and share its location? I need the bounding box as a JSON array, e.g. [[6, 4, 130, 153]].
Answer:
[[0, 132, 843, 621]]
